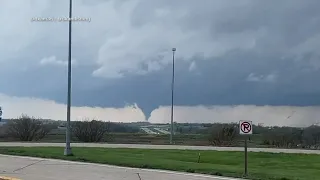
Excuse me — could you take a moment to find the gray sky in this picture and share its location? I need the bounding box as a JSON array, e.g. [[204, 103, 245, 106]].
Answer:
[[1, 0, 320, 126]]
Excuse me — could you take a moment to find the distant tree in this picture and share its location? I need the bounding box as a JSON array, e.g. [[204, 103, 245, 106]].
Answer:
[[302, 126, 320, 149], [209, 124, 237, 146], [261, 127, 303, 148], [6, 114, 53, 141], [72, 120, 110, 142], [179, 127, 183, 134]]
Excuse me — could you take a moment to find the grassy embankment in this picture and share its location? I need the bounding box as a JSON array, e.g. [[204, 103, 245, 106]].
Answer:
[[0, 146, 318, 180]]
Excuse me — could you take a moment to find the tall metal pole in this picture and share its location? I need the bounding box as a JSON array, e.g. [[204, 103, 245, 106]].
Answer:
[[64, 0, 73, 156], [170, 48, 176, 144], [0, 107, 2, 122]]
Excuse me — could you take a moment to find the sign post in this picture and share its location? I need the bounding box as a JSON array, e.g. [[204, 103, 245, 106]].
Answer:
[[239, 120, 252, 177]]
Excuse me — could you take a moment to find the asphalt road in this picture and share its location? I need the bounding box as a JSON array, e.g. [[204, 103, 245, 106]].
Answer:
[[0, 142, 320, 154], [0, 155, 242, 180]]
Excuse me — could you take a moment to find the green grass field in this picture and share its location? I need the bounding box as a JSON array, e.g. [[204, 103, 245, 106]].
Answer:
[[0, 147, 319, 180]]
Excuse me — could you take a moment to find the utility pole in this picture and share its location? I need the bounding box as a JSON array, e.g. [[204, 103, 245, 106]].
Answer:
[[0, 107, 2, 122], [64, 0, 73, 156], [170, 48, 176, 144]]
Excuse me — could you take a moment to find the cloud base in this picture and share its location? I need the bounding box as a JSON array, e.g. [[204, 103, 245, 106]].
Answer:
[[0, 93, 319, 127]]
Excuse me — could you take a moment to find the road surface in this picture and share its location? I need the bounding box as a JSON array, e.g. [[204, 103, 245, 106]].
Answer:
[[0, 142, 319, 154], [154, 128, 170, 134], [140, 128, 158, 134], [0, 155, 241, 180]]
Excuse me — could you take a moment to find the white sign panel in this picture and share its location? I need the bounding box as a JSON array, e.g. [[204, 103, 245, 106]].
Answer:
[[239, 120, 252, 135]]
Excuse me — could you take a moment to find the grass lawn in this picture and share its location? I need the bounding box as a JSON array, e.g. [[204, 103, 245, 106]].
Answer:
[[0, 147, 319, 180]]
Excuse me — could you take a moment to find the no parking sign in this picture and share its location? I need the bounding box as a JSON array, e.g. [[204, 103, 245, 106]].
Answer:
[[239, 120, 253, 135]]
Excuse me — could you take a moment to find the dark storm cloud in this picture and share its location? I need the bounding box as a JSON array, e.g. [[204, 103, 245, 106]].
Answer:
[[1, 52, 320, 118], [1, 0, 320, 119], [26, 51, 319, 117]]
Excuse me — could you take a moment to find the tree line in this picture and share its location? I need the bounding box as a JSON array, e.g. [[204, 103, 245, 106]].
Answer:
[[1, 115, 320, 150], [208, 123, 320, 149], [0, 115, 139, 142]]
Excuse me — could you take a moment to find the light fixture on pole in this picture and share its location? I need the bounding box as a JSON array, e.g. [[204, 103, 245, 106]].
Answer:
[[64, 0, 73, 156], [170, 48, 176, 144]]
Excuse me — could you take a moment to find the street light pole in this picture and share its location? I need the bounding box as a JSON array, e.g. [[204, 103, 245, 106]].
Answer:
[[170, 48, 176, 144], [64, 0, 73, 156]]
